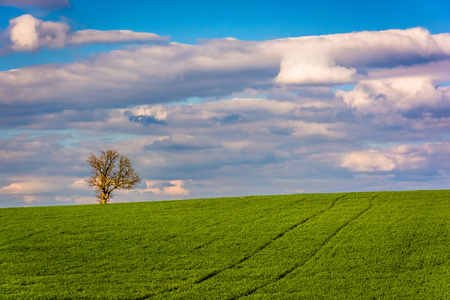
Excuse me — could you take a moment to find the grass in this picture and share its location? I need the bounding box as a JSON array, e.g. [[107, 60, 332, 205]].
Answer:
[[0, 190, 449, 299]]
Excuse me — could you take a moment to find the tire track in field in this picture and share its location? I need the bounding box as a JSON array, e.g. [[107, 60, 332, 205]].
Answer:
[[135, 196, 336, 300], [234, 192, 383, 299], [193, 194, 348, 284], [135, 286, 179, 300], [191, 237, 219, 251], [138, 194, 348, 299], [134, 196, 327, 300]]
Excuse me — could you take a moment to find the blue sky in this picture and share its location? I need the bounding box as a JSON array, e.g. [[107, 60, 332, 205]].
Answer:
[[1, 0, 450, 207]]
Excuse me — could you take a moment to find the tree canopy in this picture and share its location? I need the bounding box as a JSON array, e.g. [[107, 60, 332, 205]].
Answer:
[[86, 150, 141, 204]]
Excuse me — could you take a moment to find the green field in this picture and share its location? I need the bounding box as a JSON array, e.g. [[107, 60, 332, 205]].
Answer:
[[1, 190, 449, 299]]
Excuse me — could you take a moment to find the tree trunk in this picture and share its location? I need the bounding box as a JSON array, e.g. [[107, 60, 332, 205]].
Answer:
[[101, 191, 109, 204]]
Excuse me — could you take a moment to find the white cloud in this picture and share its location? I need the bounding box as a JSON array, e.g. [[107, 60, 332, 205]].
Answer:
[[141, 180, 189, 197], [1, 180, 60, 194], [22, 195, 46, 203], [202, 97, 299, 115], [340, 143, 450, 172], [0, 175, 93, 206], [127, 105, 169, 121], [9, 14, 69, 51], [6, 14, 168, 52], [8, 14, 39, 51], [266, 28, 450, 85], [276, 62, 357, 85], [69, 29, 168, 45], [337, 77, 449, 114], [340, 151, 398, 172], [69, 178, 90, 190]]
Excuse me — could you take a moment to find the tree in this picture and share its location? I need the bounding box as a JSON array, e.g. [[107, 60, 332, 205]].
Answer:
[[86, 150, 141, 204]]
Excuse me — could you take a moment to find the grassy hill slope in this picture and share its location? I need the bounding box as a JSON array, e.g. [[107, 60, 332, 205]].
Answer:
[[1, 190, 449, 299]]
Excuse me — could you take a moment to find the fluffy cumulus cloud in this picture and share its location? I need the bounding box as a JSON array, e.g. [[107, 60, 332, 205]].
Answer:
[[2, 27, 450, 207], [340, 143, 450, 173], [8, 14, 70, 51], [5, 14, 168, 52], [267, 28, 450, 85], [338, 77, 450, 115], [340, 149, 418, 172]]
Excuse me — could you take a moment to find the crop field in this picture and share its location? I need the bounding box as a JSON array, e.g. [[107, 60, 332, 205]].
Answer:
[[0, 190, 449, 299]]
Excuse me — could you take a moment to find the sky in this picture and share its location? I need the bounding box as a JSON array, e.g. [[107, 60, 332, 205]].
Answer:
[[1, 0, 450, 207]]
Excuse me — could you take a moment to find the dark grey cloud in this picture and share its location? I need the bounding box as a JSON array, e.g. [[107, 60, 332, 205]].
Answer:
[[0, 0, 70, 9], [269, 126, 295, 136], [128, 115, 166, 126], [145, 135, 223, 152], [0, 40, 279, 118], [0, 133, 87, 176], [211, 114, 248, 124]]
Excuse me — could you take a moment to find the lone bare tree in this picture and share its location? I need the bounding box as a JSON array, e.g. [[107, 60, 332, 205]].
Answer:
[[86, 150, 141, 204]]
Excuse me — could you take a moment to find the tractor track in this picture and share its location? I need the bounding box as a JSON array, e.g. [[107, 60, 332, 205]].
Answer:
[[194, 194, 348, 284], [138, 193, 351, 299], [233, 192, 383, 299]]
